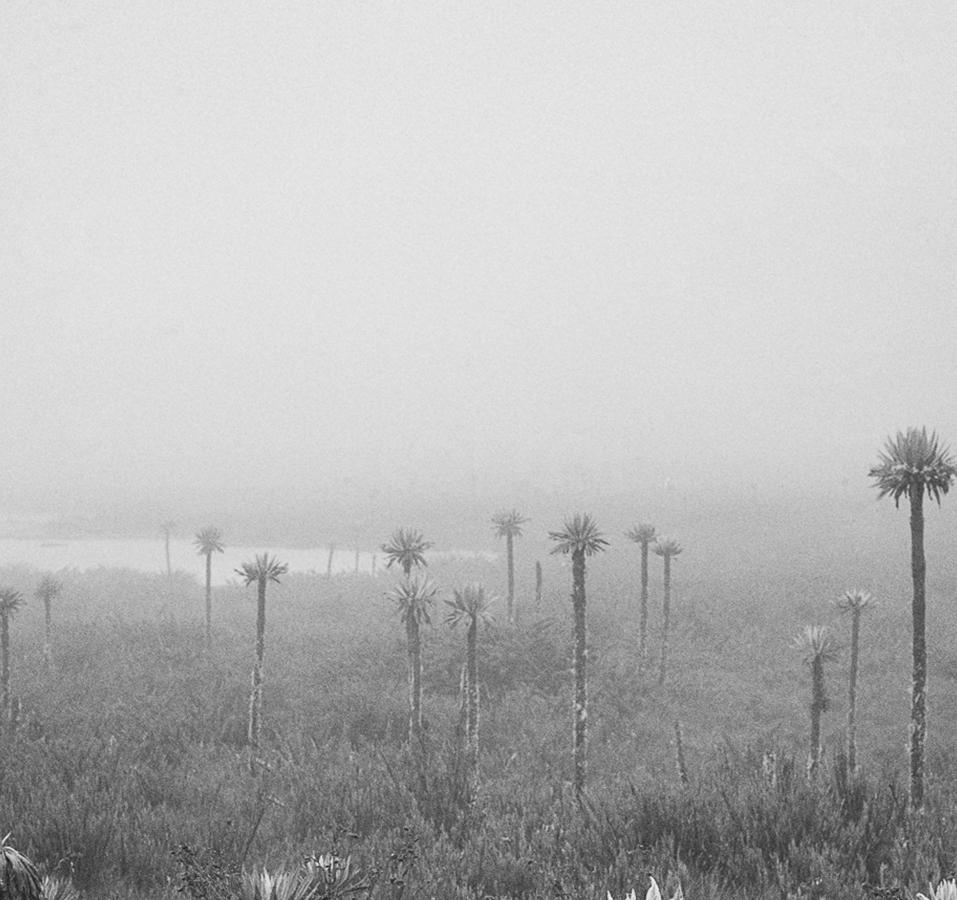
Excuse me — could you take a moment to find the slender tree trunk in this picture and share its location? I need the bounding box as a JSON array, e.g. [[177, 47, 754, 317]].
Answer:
[[505, 533, 516, 624], [572, 548, 587, 798], [326, 544, 336, 578], [247, 577, 267, 763], [0, 612, 9, 728], [809, 655, 825, 776], [164, 529, 172, 581], [43, 597, 52, 668], [407, 615, 422, 743], [639, 542, 650, 664], [204, 552, 213, 651], [658, 554, 672, 686], [847, 609, 860, 773], [354, 545, 360, 575], [535, 561, 543, 605], [673, 719, 689, 786], [909, 489, 927, 809], [466, 616, 479, 777]]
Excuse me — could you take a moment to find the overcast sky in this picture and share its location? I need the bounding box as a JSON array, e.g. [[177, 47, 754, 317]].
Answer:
[[3, 2, 957, 523]]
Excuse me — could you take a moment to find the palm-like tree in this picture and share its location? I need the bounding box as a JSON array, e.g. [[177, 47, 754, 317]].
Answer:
[[794, 625, 840, 777], [492, 510, 529, 624], [35, 574, 62, 667], [653, 537, 683, 686], [833, 589, 874, 774], [235, 554, 288, 762], [446, 584, 496, 776], [0, 589, 26, 729], [388, 576, 438, 743], [194, 527, 224, 651], [548, 513, 608, 798], [381, 527, 433, 577], [870, 426, 956, 808], [625, 524, 656, 665]]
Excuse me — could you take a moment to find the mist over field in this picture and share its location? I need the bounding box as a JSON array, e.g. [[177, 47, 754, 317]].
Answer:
[[4, 4, 957, 899]]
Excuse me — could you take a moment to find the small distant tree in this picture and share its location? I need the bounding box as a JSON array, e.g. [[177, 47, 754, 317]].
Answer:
[[794, 625, 840, 777], [625, 524, 656, 665], [446, 584, 495, 779], [833, 589, 874, 773], [381, 527, 432, 578], [194, 527, 224, 651], [0, 589, 26, 729], [235, 554, 288, 766], [388, 576, 437, 744], [549, 513, 608, 798], [535, 561, 543, 605], [326, 543, 336, 578], [491, 510, 529, 624], [34, 575, 62, 667], [161, 520, 176, 580], [869, 426, 956, 808], [654, 537, 683, 686]]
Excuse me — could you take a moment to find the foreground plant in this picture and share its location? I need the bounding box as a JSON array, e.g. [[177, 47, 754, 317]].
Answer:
[[917, 878, 957, 900], [34, 574, 62, 668], [241, 853, 369, 899], [195, 526, 225, 651], [491, 509, 529, 624], [0, 833, 42, 900], [235, 553, 289, 765], [0, 589, 26, 729], [446, 583, 495, 778], [388, 575, 437, 743], [794, 625, 840, 777], [869, 426, 956, 808], [654, 537, 683, 686], [833, 589, 873, 773], [549, 513, 608, 798], [608, 874, 684, 900]]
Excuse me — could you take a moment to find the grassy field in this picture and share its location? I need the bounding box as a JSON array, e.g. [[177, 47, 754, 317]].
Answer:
[[2, 506, 957, 899]]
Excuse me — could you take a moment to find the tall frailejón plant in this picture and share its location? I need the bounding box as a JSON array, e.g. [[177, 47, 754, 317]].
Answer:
[[869, 426, 955, 808], [625, 524, 656, 666], [794, 625, 840, 777], [35, 575, 62, 668], [833, 589, 873, 774], [654, 537, 683, 686], [0, 589, 26, 730], [194, 527, 224, 651], [492, 510, 529, 624], [388, 576, 437, 744], [235, 553, 288, 766], [549, 513, 608, 798], [445, 584, 495, 781], [381, 527, 432, 579]]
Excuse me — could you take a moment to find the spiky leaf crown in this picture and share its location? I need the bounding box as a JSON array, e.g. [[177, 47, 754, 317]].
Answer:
[[235, 553, 288, 585], [869, 426, 956, 507], [548, 513, 609, 556], [491, 509, 530, 538]]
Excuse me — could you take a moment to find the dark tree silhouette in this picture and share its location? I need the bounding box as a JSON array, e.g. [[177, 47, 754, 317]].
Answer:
[[624, 523, 656, 666], [492, 510, 529, 624], [388, 576, 437, 743], [833, 589, 873, 774], [381, 527, 433, 578], [653, 537, 683, 686], [194, 527, 224, 651], [795, 625, 840, 777], [34, 574, 62, 667]]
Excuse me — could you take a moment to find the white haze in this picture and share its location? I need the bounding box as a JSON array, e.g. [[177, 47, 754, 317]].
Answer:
[[3, 3, 957, 538]]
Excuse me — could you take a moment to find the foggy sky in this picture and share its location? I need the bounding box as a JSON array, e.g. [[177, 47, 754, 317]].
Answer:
[[4, 3, 957, 527]]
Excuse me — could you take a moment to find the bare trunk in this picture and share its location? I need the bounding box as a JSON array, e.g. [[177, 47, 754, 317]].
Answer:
[[247, 577, 267, 765], [535, 561, 542, 605], [326, 544, 336, 578], [909, 488, 926, 809], [204, 552, 213, 651], [673, 719, 689, 786], [354, 546, 360, 575], [658, 554, 671, 686], [847, 609, 860, 773], [639, 541, 649, 665], [466, 616, 479, 777], [43, 596, 52, 668], [506, 533, 515, 624], [407, 615, 422, 743], [0, 612, 9, 728], [165, 529, 172, 581], [809, 655, 825, 776], [572, 548, 587, 798]]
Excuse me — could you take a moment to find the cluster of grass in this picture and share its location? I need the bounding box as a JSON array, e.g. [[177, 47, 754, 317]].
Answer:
[[1, 540, 956, 898]]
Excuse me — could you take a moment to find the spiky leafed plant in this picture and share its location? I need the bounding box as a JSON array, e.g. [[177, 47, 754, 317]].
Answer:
[[34, 574, 62, 668], [235, 554, 288, 764], [833, 589, 874, 774], [194, 527, 224, 651], [653, 537, 683, 686], [0, 590, 25, 730], [381, 527, 433, 578], [548, 513, 608, 798], [492, 509, 529, 624], [0, 833, 42, 900], [388, 575, 437, 744], [161, 520, 176, 580], [794, 625, 840, 777], [446, 584, 496, 777], [918, 878, 957, 900], [870, 426, 956, 808], [625, 524, 656, 666]]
